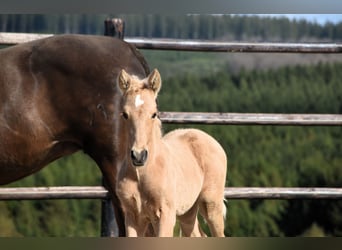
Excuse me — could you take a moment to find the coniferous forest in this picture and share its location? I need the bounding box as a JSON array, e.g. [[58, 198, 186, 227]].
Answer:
[[0, 14, 341, 237]]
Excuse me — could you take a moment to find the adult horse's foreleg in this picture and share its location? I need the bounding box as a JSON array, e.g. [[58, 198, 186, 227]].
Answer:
[[109, 193, 126, 236], [101, 167, 126, 236]]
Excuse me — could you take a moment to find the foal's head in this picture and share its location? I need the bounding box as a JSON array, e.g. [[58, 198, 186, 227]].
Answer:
[[117, 69, 162, 167]]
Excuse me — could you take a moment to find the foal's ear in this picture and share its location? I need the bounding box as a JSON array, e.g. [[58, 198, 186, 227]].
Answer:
[[117, 69, 131, 94], [147, 69, 162, 96]]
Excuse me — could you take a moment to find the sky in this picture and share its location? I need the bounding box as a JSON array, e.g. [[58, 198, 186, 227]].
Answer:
[[254, 14, 342, 25]]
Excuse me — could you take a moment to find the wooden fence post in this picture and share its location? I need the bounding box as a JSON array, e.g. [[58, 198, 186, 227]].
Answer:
[[104, 18, 125, 39], [100, 17, 125, 237]]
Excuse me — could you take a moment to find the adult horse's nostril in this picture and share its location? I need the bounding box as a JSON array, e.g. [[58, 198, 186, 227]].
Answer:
[[131, 149, 148, 167]]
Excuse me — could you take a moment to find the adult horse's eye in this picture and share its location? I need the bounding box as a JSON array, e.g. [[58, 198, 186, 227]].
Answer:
[[121, 112, 129, 120], [151, 112, 158, 119]]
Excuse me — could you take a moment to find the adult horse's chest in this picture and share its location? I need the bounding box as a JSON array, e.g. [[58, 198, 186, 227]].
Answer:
[[0, 119, 79, 184]]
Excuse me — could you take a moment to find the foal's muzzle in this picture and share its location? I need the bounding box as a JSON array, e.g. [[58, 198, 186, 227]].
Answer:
[[131, 149, 148, 167]]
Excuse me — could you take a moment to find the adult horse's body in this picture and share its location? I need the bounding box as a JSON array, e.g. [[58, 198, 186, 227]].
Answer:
[[115, 69, 227, 237], [0, 34, 150, 236]]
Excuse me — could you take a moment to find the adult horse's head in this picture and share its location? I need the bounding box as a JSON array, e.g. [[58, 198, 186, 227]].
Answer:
[[117, 69, 162, 167]]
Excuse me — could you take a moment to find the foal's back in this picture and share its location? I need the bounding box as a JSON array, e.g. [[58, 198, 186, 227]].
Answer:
[[164, 128, 227, 169], [163, 128, 227, 197]]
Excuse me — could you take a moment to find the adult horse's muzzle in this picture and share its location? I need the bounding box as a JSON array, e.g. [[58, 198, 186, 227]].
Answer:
[[131, 149, 148, 167]]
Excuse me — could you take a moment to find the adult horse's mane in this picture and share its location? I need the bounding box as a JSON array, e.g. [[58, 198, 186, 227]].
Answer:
[[0, 34, 150, 236]]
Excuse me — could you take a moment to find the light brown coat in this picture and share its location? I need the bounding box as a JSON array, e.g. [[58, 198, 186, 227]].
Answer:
[[115, 69, 227, 237]]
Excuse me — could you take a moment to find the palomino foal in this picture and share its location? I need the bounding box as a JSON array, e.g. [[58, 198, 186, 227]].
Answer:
[[115, 69, 227, 237]]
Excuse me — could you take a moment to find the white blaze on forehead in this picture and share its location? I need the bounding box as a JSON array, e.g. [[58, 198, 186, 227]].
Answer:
[[135, 94, 145, 108]]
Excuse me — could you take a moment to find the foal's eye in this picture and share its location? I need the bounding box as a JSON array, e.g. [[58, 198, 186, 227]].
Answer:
[[151, 112, 158, 119], [121, 112, 129, 120]]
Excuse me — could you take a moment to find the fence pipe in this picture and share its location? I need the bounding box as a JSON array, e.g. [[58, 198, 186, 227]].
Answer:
[[1, 32, 342, 53], [159, 112, 342, 126], [126, 37, 342, 53], [1, 186, 342, 200], [225, 187, 342, 199], [0, 186, 107, 200]]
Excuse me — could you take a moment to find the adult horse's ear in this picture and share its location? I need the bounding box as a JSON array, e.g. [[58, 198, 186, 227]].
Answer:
[[118, 69, 131, 93], [148, 69, 162, 96]]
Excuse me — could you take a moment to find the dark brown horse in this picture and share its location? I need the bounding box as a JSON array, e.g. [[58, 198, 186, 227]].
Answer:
[[0, 34, 150, 236]]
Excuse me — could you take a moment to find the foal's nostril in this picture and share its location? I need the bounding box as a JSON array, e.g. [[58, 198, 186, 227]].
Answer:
[[131, 149, 148, 166], [141, 149, 148, 163], [131, 150, 137, 161]]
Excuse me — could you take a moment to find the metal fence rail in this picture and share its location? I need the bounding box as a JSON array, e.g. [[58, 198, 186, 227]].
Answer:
[[127, 37, 342, 53], [224, 187, 342, 199], [1, 186, 342, 200], [0, 186, 108, 200], [0, 32, 52, 45], [1, 32, 342, 53], [160, 112, 342, 126]]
